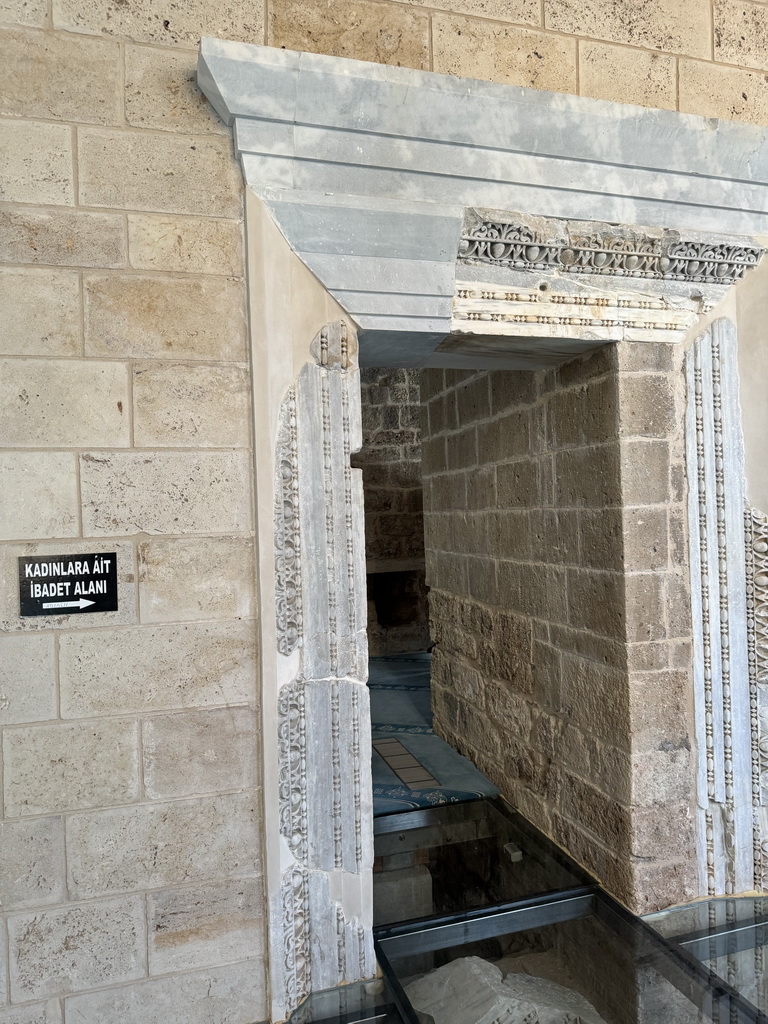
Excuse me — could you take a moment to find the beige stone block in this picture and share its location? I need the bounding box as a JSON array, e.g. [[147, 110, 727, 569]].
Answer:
[[78, 129, 242, 217], [549, 375, 617, 449], [0, 928, 6, 1004], [64, 961, 267, 1024], [79, 450, 253, 535], [0, 27, 121, 124], [8, 897, 145, 1000], [66, 793, 261, 898], [53, 0, 263, 48], [269, 0, 429, 70], [127, 213, 243, 275], [4, 719, 139, 816], [554, 442, 622, 508], [625, 572, 666, 642], [623, 506, 668, 572], [132, 363, 249, 448], [620, 439, 670, 504], [560, 652, 630, 751], [0, 1002, 62, 1024], [679, 58, 768, 125], [715, 0, 768, 70], [618, 374, 676, 438], [579, 41, 676, 110], [147, 879, 264, 974], [0, 539, 136, 631], [0, 818, 65, 911], [0, 635, 55, 724], [567, 568, 624, 639], [0, 268, 80, 357], [125, 46, 226, 134], [544, 0, 710, 58], [0, 359, 129, 448], [0, 452, 78, 541], [84, 272, 246, 360], [0, 0, 46, 26], [631, 747, 691, 806], [59, 620, 257, 717], [143, 708, 258, 799], [138, 536, 255, 623], [433, 16, 577, 92], [400, 0, 538, 22], [0, 207, 126, 268], [0, 121, 73, 206]]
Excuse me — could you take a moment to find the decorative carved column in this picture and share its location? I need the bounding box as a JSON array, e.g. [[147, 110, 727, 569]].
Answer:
[[271, 321, 373, 1020]]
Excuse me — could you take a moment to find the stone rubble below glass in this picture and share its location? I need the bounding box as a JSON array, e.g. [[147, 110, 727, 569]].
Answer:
[[405, 955, 607, 1024]]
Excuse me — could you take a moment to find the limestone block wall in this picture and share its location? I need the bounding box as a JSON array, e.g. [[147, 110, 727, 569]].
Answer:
[[0, 9, 266, 1023], [355, 368, 428, 654], [422, 343, 695, 915]]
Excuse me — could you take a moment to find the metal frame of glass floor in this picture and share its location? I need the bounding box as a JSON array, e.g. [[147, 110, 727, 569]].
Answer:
[[289, 798, 768, 1024]]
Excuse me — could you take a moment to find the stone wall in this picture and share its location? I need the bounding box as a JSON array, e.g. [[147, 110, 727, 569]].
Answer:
[[0, 10, 265, 1023], [422, 343, 695, 915], [355, 368, 428, 654]]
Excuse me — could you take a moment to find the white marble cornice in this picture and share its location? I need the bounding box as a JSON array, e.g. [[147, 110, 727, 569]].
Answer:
[[198, 39, 768, 367]]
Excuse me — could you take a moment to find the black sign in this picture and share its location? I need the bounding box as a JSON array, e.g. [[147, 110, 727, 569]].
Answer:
[[19, 553, 118, 616]]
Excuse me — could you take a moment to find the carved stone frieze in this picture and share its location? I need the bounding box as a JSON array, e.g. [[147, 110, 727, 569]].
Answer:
[[278, 679, 308, 862], [281, 867, 311, 1012], [459, 217, 764, 285], [275, 386, 303, 656]]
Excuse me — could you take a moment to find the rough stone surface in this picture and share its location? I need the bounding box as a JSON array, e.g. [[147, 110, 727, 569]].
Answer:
[[125, 46, 228, 134], [679, 58, 768, 125], [132, 363, 250, 447], [142, 707, 258, 799], [79, 450, 253, 535], [715, 0, 768, 71], [3, 719, 140, 816], [84, 273, 246, 361], [0, 635, 56, 724], [77, 129, 242, 217], [7, 897, 145, 1000], [0, 1003, 62, 1024], [0, 208, 126, 268], [0, 359, 130, 448], [127, 213, 243, 275], [269, 0, 430, 70], [0, 27, 122, 123], [433, 16, 578, 92], [59, 620, 257, 717], [0, 818, 66, 911], [0, 0, 46, 26], [578, 40, 676, 110], [0, 121, 73, 206], [0, 453, 78, 541], [65, 793, 260, 898], [147, 879, 264, 973], [64, 961, 267, 1024], [0, 268, 81, 357], [137, 536, 255, 623]]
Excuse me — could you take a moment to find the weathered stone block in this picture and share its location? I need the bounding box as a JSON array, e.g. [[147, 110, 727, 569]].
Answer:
[[269, 0, 429, 69], [132, 363, 249, 447], [0, 818, 65, 911], [60, 621, 255, 717], [0, 453, 78, 541], [0, 360, 129, 448], [0, 268, 80, 357], [0, 635, 55, 724], [66, 793, 260, 898], [0, 121, 72, 206], [629, 669, 691, 752], [78, 129, 242, 217], [620, 439, 670, 505], [0, 1002, 62, 1024], [579, 41, 676, 110], [0, 0, 46, 26], [127, 213, 242, 275], [433, 16, 577, 92], [578, 507, 622, 572], [622, 506, 668, 572], [79, 450, 252, 535], [125, 46, 227, 134], [715, 0, 768, 70], [143, 707, 258, 799], [4, 719, 139, 816], [0, 539, 136, 631], [489, 371, 538, 415], [544, 0, 710, 58], [567, 568, 625, 639], [147, 879, 264, 974], [0, 207, 126, 268], [625, 572, 666, 642], [549, 376, 617, 449], [560, 652, 630, 751], [679, 58, 768, 125], [0, 27, 121, 123], [138, 536, 254, 623], [64, 961, 267, 1024], [618, 374, 676, 439], [477, 409, 531, 463], [555, 443, 621, 508], [496, 458, 539, 508], [84, 273, 246, 360], [562, 771, 631, 852], [8, 897, 145, 1000], [53, 0, 264, 48], [631, 747, 692, 806]]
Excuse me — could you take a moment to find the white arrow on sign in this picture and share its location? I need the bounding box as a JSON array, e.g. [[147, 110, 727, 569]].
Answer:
[[42, 599, 95, 610]]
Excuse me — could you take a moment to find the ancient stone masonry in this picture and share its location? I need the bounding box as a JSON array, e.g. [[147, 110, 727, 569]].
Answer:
[[459, 216, 765, 285], [272, 322, 374, 1021]]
